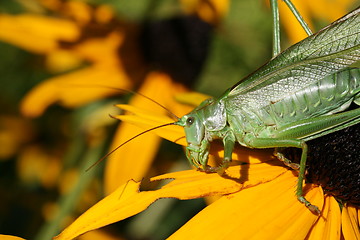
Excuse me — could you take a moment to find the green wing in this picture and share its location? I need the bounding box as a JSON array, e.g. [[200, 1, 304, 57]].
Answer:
[[228, 7, 360, 110]]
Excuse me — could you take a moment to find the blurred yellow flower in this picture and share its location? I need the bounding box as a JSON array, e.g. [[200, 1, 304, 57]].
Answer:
[[180, 0, 229, 24], [0, 116, 34, 159], [0, 1, 134, 117], [17, 145, 61, 189]]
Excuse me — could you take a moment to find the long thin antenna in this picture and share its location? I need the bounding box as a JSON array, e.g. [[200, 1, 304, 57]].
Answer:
[[123, 89, 180, 121], [68, 84, 180, 120], [86, 122, 176, 171]]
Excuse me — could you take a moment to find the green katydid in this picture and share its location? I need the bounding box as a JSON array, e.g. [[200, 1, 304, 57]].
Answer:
[[173, 2, 360, 214]]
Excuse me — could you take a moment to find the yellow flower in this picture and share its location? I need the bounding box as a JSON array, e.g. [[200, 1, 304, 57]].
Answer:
[[55, 98, 360, 239]]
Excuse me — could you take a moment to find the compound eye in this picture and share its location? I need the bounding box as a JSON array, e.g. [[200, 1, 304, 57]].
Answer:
[[186, 117, 195, 126]]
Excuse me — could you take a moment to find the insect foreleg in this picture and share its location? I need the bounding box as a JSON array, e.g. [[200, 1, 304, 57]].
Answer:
[[186, 139, 210, 169], [204, 130, 236, 174], [219, 131, 236, 173]]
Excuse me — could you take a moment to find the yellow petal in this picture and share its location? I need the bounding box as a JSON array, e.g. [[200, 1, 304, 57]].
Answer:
[[342, 204, 360, 239], [115, 105, 186, 145], [103, 122, 162, 194], [72, 32, 124, 65], [174, 91, 211, 107], [152, 159, 289, 190], [0, 14, 79, 53], [95, 5, 115, 24], [78, 229, 125, 240], [45, 50, 83, 73], [55, 170, 238, 240], [104, 72, 190, 194], [307, 0, 356, 22], [45, 31, 124, 72], [0, 235, 26, 240], [180, 0, 229, 24], [39, 0, 62, 11], [169, 171, 323, 240], [63, 1, 92, 25], [306, 196, 341, 240], [56, 160, 290, 240], [116, 104, 176, 124], [20, 65, 131, 117]]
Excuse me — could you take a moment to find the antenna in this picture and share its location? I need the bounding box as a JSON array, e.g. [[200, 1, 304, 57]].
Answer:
[[68, 84, 180, 120], [86, 122, 176, 171], [121, 89, 180, 121]]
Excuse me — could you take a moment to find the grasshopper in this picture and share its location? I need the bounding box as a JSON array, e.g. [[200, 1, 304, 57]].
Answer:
[[174, 3, 360, 213]]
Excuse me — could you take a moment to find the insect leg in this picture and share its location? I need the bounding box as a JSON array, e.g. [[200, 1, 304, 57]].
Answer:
[[186, 140, 210, 169], [217, 131, 236, 175], [274, 148, 300, 170], [244, 136, 319, 214], [270, 0, 312, 57], [270, 0, 280, 56], [203, 131, 235, 174]]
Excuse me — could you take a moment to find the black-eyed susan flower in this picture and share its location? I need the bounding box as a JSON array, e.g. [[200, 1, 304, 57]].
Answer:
[[55, 90, 360, 239]]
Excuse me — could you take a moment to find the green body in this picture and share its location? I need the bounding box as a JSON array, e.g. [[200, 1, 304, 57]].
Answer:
[[176, 6, 360, 213]]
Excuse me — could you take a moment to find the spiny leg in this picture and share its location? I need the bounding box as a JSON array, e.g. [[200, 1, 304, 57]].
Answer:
[[245, 137, 320, 214], [296, 141, 320, 214], [274, 148, 300, 170]]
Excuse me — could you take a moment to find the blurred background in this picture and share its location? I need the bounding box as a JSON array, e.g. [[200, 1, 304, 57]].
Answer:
[[0, 0, 357, 239]]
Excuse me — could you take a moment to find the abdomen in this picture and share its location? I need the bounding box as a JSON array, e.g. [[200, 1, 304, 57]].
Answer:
[[226, 68, 360, 130], [259, 68, 360, 127]]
